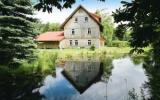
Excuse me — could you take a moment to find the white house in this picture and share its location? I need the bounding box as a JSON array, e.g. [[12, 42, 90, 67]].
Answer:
[[36, 5, 105, 49]]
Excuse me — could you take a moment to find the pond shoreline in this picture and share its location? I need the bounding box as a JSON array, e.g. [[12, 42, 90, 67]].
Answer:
[[0, 47, 149, 73]]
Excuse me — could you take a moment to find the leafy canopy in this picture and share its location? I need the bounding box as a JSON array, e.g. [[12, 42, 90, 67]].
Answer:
[[113, 0, 160, 62], [37, 22, 61, 33], [34, 0, 105, 13]]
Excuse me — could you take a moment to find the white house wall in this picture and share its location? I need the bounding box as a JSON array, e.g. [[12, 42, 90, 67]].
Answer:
[[61, 8, 101, 48], [60, 39, 100, 48]]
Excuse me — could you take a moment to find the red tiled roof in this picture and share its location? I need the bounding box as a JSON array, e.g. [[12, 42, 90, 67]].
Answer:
[[90, 13, 101, 22], [36, 31, 64, 42]]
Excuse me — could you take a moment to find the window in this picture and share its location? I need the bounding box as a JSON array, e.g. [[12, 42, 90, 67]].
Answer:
[[88, 65, 92, 72], [85, 17, 88, 22], [88, 40, 91, 46], [88, 28, 91, 34], [72, 29, 75, 35], [70, 40, 72, 46], [75, 17, 78, 23], [75, 40, 78, 46]]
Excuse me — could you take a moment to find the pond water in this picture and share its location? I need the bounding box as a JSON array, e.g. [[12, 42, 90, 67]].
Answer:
[[1, 56, 160, 100], [38, 57, 149, 100]]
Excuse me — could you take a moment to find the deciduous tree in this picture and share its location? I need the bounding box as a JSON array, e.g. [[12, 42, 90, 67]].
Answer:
[[113, 0, 160, 63], [34, 0, 105, 12], [96, 9, 115, 46]]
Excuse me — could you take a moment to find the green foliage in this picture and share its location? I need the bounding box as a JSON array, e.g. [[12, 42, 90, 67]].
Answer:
[[113, 0, 160, 62], [128, 88, 139, 100], [36, 22, 61, 33], [42, 23, 50, 32], [95, 9, 115, 46], [19, 50, 58, 74], [111, 40, 129, 47], [143, 55, 160, 100], [115, 24, 126, 40], [34, 0, 105, 12], [123, 29, 132, 41], [0, 0, 37, 65], [90, 45, 95, 51], [43, 22, 61, 32], [0, 65, 43, 100], [35, 51, 57, 73]]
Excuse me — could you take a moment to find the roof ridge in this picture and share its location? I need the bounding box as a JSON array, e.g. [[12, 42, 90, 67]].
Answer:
[[60, 5, 102, 31]]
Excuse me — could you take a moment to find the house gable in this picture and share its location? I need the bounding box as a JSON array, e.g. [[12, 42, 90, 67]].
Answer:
[[61, 5, 103, 32]]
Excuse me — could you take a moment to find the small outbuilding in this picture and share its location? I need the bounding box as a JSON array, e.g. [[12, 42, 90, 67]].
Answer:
[[36, 31, 64, 49]]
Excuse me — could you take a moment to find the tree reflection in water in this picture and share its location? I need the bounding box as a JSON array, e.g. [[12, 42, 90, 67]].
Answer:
[[128, 55, 160, 100], [0, 69, 43, 100], [142, 56, 160, 100]]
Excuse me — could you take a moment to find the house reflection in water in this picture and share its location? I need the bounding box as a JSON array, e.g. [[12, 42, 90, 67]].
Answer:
[[62, 61, 103, 94]]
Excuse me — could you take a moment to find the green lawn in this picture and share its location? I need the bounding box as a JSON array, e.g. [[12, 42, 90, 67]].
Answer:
[[39, 47, 131, 57]]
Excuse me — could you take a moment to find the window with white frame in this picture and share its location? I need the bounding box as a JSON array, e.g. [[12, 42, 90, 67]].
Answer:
[[70, 40, 72, 46], [88, 28, 91, 34], [72, 29, 75, 35], [85, 17, 88, 22], [75, 17, 78, 23], [88, 40, 91, 46], [75, 40, 78, 46]]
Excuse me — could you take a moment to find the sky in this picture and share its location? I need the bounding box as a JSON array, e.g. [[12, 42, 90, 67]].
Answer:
[[33, 0, 131, 24]]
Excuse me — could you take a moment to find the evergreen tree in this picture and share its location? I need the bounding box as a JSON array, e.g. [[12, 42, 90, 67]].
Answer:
[[0, 0, 37, 65]]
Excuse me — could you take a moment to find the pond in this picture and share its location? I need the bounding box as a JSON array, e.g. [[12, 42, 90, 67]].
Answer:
[[0, 56, 160, 100]]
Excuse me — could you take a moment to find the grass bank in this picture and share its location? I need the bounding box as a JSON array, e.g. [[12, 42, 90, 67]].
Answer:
[[0, 47, 149, 74], [39, 47, 131, 65]]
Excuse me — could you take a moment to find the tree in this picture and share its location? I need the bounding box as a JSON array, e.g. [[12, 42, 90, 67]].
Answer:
[[113, 0, 160, 63], [35, 22, 61, 33], [0, 0, 37, 65], [42, 22, 50, 32], [143, 56, 160, 99], [115, 24, 126, 40], [96, 9, 115, 46], [114, 24, 131, 41], [34, 0, 105, 13], [49, 23, 61, 31]]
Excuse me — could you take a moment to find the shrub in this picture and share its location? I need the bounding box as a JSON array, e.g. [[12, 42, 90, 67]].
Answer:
[[90, 45, 95, 51], [111, 40, 129, 47]]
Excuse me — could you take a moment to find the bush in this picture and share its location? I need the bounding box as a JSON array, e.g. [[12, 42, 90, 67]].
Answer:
[[90, 45, 95, 51], [111, 40, 129, 47]]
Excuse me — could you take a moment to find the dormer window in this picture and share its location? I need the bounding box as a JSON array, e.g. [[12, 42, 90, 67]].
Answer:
[[88, 28, 91, 34], [72, 29, 75, 35], [75, 17, 78, 23], [85, 17, 88, 22]]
